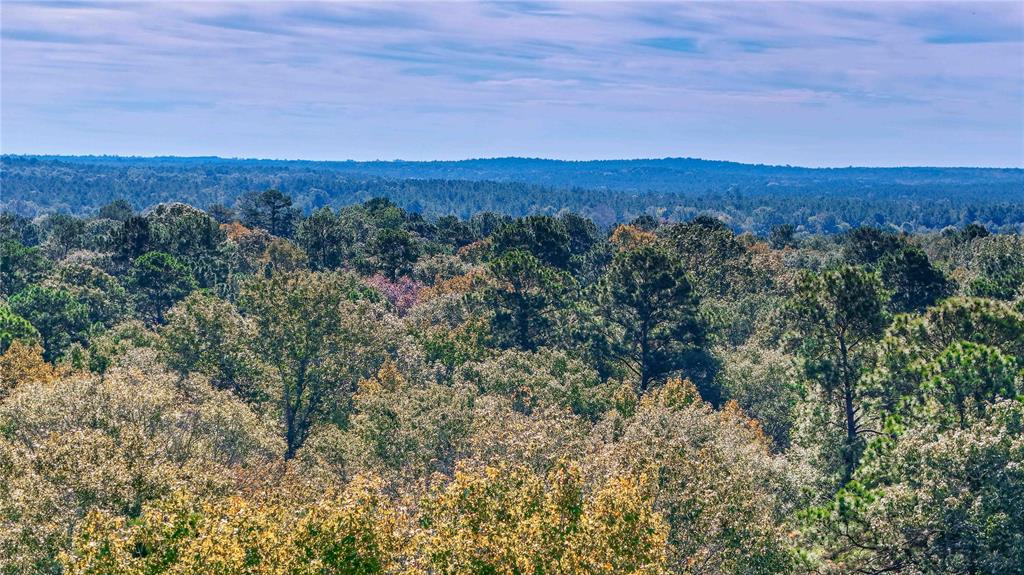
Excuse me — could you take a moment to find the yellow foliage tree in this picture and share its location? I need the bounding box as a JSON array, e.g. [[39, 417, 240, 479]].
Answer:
[[65, 475, 405, 575], [0, 340, 57, 397], [416, 461, 669, 575]]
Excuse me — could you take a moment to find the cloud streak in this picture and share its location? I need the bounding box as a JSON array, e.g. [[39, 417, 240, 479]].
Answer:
[[1, 0, 1021, 166]]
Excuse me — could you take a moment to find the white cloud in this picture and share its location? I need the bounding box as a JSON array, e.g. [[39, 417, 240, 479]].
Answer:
[[1, 1, 1021, 166]]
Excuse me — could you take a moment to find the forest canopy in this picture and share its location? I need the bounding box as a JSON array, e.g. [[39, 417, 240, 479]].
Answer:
[[1, 192, 1023, 575], [3, 155, 1023, 233]]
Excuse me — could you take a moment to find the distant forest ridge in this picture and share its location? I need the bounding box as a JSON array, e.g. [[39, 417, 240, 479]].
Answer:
[[3, 155, 1023, 234]]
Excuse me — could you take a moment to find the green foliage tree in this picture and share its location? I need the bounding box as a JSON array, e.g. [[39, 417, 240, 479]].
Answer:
[[659, 216, 750, 298], [431, 214, 477, 248], [768, 223, 797, 249], [455, 347, 609, 419], [0, 212, 41, 246], [841, 226, 905, 265], [48, 263, 129, 328], [364, 228, 420, 280], [161, 292, 261, 398], [0, 304, 40, 355], [866, 297, 1024, 417], [590, 379, 801, 573], [96, 198, 134, 221], [966, 234, 1024, 300], [878, 244, 950, 313], [788, 265, 887, 480], [8, 285, 90, 361], [110, 215, 152, 263], [206, 202, 237, 223], [810, 400, 1024, 575], [914, 341, 1019, 427], [0, 241, 51, 297], [491, 215, 572, 269], [321, 362, 474, 483], [483, 249, 573, 351], [122, 203, 228, 288], [239, 188, 300, 237], [560, 213, 602, 256], [296, 207, 349, 270], [39, 213, 86, 259], [597, 244, 708, 393], [126, 251, 197, 323], [240, 270, 391, 458]]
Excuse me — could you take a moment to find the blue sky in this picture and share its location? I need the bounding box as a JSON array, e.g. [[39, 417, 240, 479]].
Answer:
[[1, 1, 1022, 167]]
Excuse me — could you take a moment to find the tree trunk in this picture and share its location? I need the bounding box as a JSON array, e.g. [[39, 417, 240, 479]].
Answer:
[[839, 335, 858, 483]]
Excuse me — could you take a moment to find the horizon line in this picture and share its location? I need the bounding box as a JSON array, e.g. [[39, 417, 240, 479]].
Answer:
[[4, 153, 1022, 171]]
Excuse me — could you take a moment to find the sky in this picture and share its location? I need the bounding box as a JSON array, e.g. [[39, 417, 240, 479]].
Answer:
[[1, 1, 1022, 167]]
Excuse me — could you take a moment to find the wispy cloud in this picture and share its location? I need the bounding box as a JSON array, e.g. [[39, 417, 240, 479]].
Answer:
[[1, 1, 1021, 167], [634, 37, 702, 53]]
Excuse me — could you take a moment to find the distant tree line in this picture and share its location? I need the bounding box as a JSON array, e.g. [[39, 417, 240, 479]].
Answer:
[[3, 155, 1022, 233]]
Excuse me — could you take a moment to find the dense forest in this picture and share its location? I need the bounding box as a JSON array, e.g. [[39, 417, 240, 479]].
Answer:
[[2, 190, 1022, 574], [4, 155, 1023, 233]]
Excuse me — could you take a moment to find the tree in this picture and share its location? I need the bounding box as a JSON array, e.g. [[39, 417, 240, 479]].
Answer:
[[0, 340, 56, 398], [768, 223, 797, 249], [589, 379, 800, 574], [0, 212, 41, 246], [65, 476, 404, 575], [9, 285, 90, 361], [239, 189, 300, 237], [126, 252, 197, 323], [2, 360, 283, 574], [111, 215, 152, 263], [206, 203, 237, 223], [417, 462, 670, 575], [866, 297, 1024, 417], [161, 292, 260, 398], [296, 207, 348, 270], [96, 199, 134, 221], [878, 244, 950, 313], [966, 234, 1024, 300], [788, 265, 887, 481], [144, 203, 224, 257], [717, 344, 802, 451], [364, 228, 420, 280], [482, 249, 573, 351], [431, 214, 476, 248], [629, 214, 659, 232], [0, 304, 40, 355], [913, 341, 1019, 428], [559, 213, 602, 257], [811, 400, 1024, 575], [240, 270, 392, 458], [490, 215, 572, 269], [598, 244, 708, 393], [48, 263, 129, 328], [956, 222, 990, 243], [262, 237, 309, 275], [659, 216, 749, 298], [362, 196, 406, 229], [454, 348, 608, 419], [1, 241, 51, 297], [40, 214, 86, 259], [841, 226, 904, 265], [142, 203, 227, 288], [332, 362, 474, 483]]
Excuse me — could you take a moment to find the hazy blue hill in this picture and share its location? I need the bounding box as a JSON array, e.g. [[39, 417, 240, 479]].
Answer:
[[12, 154, 1021, 196], [3, 155, 1022, 233]]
